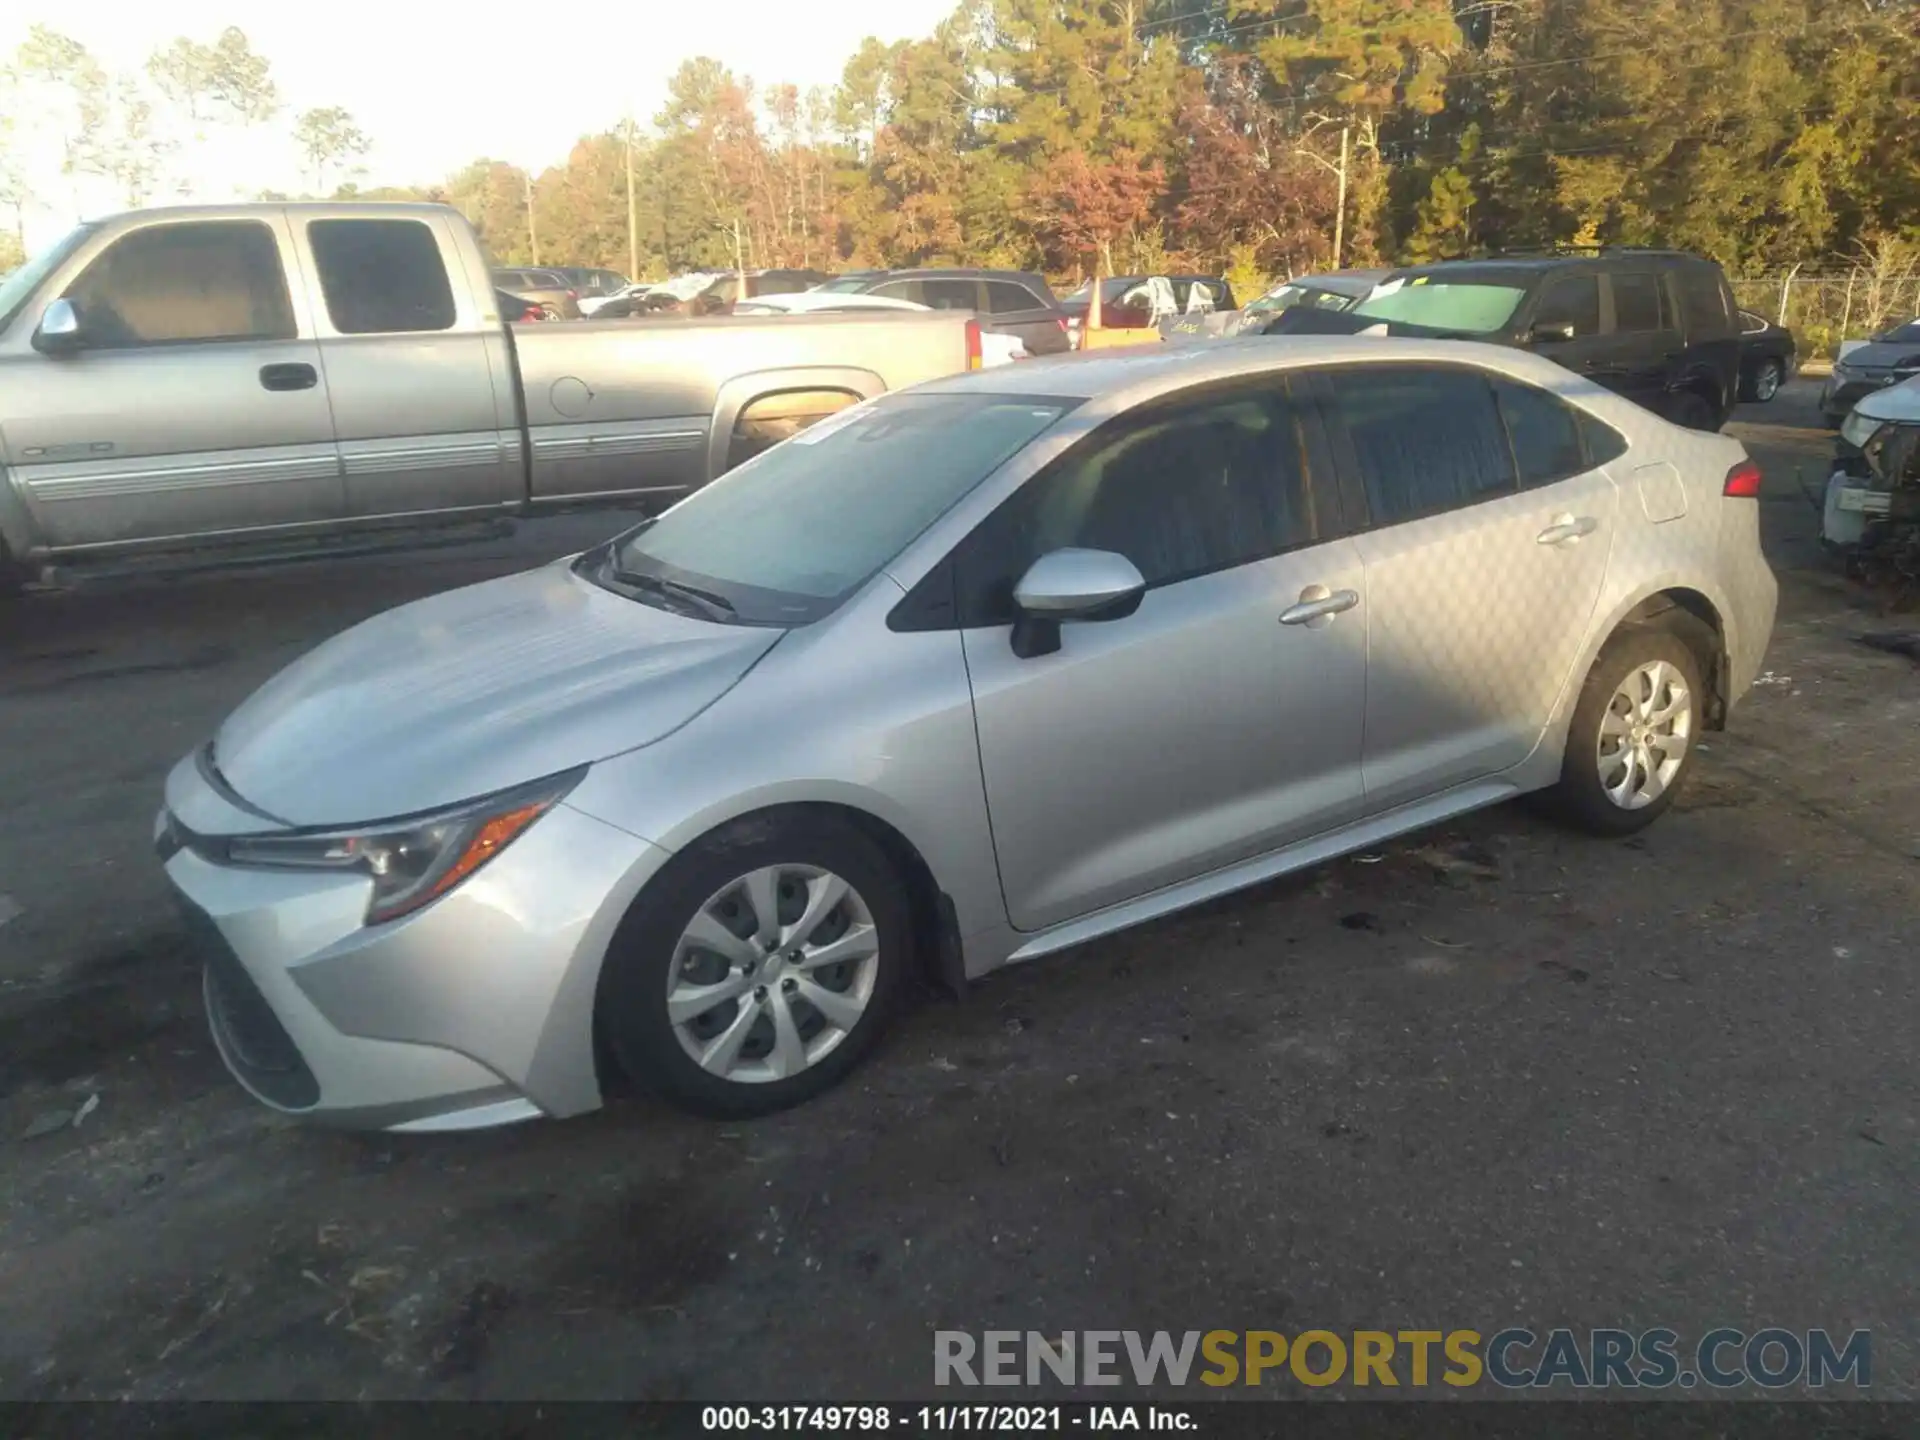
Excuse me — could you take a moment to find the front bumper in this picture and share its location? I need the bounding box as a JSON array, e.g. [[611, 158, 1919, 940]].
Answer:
[[158, 756, 670, 1130], [1823, 375, 1896, 419]]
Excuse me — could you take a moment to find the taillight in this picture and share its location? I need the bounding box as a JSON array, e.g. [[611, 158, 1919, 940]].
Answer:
[[1056, 316, 1068, 332], [1723, 459, 1763, 497], [965, 318, 983, 370], [567, 289, 579, 300]]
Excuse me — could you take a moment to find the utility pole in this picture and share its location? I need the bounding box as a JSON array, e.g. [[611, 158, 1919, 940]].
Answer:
[[733, 217, 747, 308], [624, 114, 639, 280], [524, 170, 539, 265], [1332, 125, 1351, 270]]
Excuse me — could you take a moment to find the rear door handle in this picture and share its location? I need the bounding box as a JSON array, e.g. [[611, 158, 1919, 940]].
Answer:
[[1537, 515, 1598, 546], [1280, 586, 1359, 627], [259, 362, 318, 392]]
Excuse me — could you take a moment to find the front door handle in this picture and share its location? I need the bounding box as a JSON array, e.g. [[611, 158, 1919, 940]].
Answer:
[[259, 362, 318, 392], [1537, 515, 1598, 546], [1280, 585, 1360, 628]]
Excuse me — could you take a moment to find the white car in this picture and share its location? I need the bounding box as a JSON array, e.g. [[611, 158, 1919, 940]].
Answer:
[[1824, 375, 1920, 546], [734, 291, 1030, 366], [579, 281, 660, 318]]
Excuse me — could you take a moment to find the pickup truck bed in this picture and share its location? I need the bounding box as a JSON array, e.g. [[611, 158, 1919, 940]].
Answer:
[[0, 202, 979, 587]]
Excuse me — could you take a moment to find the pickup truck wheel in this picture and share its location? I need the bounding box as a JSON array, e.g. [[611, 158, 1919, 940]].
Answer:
[[595, 813, 911, 1119], [1547, 629, 1703, 837]]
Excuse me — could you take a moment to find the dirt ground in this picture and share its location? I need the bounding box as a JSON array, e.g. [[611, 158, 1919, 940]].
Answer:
[[0, 380, 1913, 1402]]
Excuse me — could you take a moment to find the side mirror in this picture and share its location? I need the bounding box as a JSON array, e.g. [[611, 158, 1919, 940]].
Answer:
[[1529, 319, 1577, 345], [1009, 548, 1147, 659], [32, 297, 85, 356]]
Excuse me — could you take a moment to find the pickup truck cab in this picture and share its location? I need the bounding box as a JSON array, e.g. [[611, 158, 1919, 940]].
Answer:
[[0, 203, 981, 591]]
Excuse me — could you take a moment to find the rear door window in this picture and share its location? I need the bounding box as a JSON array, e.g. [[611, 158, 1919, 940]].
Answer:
[[1493, 378, 1589, 487], [921, 278, 984, 311], [872, 279, 925, 305], [62, 220, 296, 347], [1320, 364, 1517, 526], [307, 219, 456, 334], [1534, 275, 1601, 338], [1611, 273, 1664, 333], [984, 280, 1045, 315]]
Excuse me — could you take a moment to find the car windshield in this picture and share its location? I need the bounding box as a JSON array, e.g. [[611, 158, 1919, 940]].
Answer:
[[0, 223, 98, 334], [1875, 319, 1920, 344], [602, 392, 1074, 624], [811, 275, 878, 293], [1352, 278, 1528, 334]]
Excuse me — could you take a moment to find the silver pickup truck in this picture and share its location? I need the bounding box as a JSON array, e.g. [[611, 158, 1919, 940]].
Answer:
[[0, 202, 982, 590]]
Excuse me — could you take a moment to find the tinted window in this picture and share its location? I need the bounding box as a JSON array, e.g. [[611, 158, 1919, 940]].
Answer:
[[922, 278, 981, 311], [308, 219, 455, 334], [1612, 273, 1663, 333], [958, 384, 1322, 625], [1535, 275, 1601, 337], [872, 279, 923, 304], [63, 221, 294, 348], [985, 280, 1044, 315], [1675, 265, 1733, 337], [1323, 365, 1516, 525], [1494, 378, 1588, 487], [1579, 413, 1629, 466]]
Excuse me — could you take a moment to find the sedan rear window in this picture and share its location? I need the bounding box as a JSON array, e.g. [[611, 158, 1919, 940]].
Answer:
[[609, 393, 1073, 624]]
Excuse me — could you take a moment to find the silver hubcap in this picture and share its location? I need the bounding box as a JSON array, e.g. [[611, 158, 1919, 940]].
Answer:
[[1757, 364, 1780, 400], [1597, 660, 1693, 810], [666, 865, 879, 1084]]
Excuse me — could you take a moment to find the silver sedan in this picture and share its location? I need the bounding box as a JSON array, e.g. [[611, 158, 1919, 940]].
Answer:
[[157, 337, 1778, 1130]]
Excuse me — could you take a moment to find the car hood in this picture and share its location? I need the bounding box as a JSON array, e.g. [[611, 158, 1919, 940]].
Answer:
[[1855, 375, 1920, 425], [1839, 341, 1920, 374], [210, 560, 783, 827]]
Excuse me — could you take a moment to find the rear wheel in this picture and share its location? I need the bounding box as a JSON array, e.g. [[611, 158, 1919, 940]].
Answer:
[[1750, 359, 1783, 403], [1668, 390, 1719, 431], [1548, 629, 1703, 837], [596, 813, 911, 1118]]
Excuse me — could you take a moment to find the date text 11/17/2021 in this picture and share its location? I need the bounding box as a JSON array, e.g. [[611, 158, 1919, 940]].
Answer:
[[701, 1405, 1195, 1432]]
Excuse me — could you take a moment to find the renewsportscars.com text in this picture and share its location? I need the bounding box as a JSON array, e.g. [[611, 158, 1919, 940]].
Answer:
[[934, 1328, 1872, 1390]]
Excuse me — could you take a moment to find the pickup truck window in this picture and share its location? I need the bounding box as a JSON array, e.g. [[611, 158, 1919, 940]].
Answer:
[[61, 220, 295, 348], [307, 219, 456, 334], [606, 392, 1072, 625], [0, 222, 98, 335]]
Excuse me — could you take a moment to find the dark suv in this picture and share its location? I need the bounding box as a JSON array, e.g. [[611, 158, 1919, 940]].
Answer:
[[1269, 250, 1743, 431], [811, 268, 1071, 355]]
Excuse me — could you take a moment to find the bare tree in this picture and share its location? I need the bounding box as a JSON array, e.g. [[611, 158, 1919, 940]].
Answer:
[[293, 107, 371, 195], [147, 27, 279, 128]]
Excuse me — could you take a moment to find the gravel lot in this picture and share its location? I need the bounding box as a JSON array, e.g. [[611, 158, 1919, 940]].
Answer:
[[0, 380, 1913, 1401]]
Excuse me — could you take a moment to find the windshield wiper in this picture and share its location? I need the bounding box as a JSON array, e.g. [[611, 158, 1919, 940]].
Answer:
[[603, 559, 738, 621]]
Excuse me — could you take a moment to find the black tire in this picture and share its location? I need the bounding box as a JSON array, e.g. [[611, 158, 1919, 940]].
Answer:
[[1668, 390, 1719, 431], [596, 811, 912, 1119], [1547, 628, 1704, 837], [1749, 359, 1783, 403]]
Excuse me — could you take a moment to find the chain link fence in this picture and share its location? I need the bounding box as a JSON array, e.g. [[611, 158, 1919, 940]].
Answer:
[[1731, 267, 1920, 364]]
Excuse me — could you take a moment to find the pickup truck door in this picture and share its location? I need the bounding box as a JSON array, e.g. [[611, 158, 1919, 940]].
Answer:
[[294, 213, 522, 518], [4, 214, 342, 550]]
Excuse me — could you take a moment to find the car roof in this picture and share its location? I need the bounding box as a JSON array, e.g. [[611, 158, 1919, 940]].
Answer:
[[916, 334, 1580, 403], [1389, 252, 1719, 281], [871, 267, 1045, 281]]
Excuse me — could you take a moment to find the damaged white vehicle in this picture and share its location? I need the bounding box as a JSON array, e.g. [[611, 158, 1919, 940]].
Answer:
[[1822, 376, 1920, 589]]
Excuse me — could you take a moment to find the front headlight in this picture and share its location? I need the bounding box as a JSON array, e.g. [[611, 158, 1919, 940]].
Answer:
[[1839, 411, 1885, 452], [221, 768, 584, 925]]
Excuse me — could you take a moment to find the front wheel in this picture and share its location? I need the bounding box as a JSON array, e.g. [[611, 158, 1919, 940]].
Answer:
[[1750, 359, 1783, 403], [1547, 629, 1703, 836], [596, 813, 912, 1118]]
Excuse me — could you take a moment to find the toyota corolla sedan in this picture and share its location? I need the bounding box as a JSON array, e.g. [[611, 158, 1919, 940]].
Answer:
[[157, 338, 1778, 1131]]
